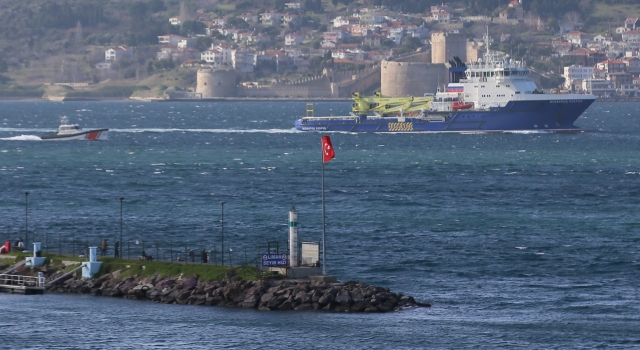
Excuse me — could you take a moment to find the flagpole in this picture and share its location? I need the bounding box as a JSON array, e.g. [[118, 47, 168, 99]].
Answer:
[[321, 136, 327, 276]]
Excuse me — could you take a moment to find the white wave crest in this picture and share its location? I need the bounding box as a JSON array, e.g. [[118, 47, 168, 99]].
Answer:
[[0, 135, 42, 141]]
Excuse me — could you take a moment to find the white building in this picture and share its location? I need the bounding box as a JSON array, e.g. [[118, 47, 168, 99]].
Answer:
[[158, 34, 185, 47], [105, 46, 133, 61], [260, 12, 283, 26], [201, 45, 232, 66], [563, 65, 593, 89], [177, 37, 196, 49], [285, 33, 303, 46], [232, 50, 255, 73], [582, 79, 615, 96]]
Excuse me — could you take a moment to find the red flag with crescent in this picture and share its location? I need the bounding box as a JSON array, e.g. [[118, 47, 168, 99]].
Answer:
[[322, 136, 335, 163]]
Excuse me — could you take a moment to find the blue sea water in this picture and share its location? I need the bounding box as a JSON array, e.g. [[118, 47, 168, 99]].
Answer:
[[1, 101, 640, 349]]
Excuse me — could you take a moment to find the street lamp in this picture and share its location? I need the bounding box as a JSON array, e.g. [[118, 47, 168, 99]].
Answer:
[[220, 201, 225, 266], [119, 197, 124, 258], [24, 192, 29, 248]]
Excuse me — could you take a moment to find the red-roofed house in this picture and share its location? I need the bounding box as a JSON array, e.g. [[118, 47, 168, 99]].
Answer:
[[363, 34, 383, 47], [593, 34, 613, 44], [596, 59, 627, 74], [625, 18, 639, 30], [338, 44, 359, 50], [623, 56, 640, 73], [367, 51, 387, 61], [433, 10, 451, 22], [333, 58, 354, 67], [563, 48, 606, 66], [508, 0, 522, 8]]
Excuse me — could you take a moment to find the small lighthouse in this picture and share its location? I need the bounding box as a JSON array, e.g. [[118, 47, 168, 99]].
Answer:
[[289, 207, 298, 267]]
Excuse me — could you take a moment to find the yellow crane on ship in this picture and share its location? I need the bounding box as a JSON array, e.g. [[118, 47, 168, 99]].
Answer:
[[351, 92, 433, 116]]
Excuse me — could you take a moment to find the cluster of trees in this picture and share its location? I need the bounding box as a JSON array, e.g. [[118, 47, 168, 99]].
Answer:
[[125, 1, 172, 46], [30, 1, 104, 30], [309, 51, 334, 74]]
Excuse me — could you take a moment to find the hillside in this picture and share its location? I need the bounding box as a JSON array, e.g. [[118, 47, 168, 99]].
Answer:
[[0, 0, 637, 97]]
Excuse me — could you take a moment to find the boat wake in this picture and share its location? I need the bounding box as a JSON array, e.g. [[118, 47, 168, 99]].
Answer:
[[0, 135, 42, 141], [110, 128, 298, 134]]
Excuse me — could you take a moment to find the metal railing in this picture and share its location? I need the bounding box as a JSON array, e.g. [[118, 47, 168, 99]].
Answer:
[[0, 273, 44, 287]]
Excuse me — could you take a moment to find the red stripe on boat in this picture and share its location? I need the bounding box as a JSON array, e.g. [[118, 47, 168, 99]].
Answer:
[[87, 131, 100, 140]]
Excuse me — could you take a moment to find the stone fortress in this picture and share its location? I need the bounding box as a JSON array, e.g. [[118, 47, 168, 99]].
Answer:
[[194, 32, 484, 99]]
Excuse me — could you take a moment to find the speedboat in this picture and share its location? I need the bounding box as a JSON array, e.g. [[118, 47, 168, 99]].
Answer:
[[40, 116, 108, 141]]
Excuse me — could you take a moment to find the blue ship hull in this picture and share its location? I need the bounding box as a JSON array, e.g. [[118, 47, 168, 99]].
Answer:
[[296, 99, 595, 133]]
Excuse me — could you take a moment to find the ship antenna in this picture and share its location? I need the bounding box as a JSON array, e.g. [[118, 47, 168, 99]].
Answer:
[[485, 25, 490, 59]]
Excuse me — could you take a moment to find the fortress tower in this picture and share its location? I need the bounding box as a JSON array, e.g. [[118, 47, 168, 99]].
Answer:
[[196, 68, 237, 98], [431, 32, 467, 64]]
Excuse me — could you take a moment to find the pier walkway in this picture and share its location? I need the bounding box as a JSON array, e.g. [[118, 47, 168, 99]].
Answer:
[[0, 273, 45, 294]]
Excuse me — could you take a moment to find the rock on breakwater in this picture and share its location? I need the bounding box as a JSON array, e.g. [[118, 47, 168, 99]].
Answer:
[[46, 270, 430, 312]]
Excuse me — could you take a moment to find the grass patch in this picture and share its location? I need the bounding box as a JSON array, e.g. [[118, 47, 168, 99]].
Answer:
[[65, 85, 150, 98], [97, 257, 259, 281], [591, 3, 638, 21], [3, 251, 259, 281], [0, 84, 45, 97]]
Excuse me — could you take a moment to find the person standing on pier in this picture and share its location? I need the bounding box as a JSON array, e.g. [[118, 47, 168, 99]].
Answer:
[[114, 240, 120, 258], [201, 249, 208, 264], [101, 239, 108, 256]]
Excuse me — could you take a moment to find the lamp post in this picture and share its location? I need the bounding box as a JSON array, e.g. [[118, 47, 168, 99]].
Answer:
[[119, 197, 124, 258], [24, 192, 29, 248], [220, 201, 225, 266]]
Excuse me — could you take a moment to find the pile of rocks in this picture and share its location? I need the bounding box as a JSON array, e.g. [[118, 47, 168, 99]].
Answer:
[[47, 271, 430, 312]]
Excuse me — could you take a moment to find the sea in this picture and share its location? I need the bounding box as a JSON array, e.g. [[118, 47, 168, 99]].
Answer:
[[0, 101, 639, 349]]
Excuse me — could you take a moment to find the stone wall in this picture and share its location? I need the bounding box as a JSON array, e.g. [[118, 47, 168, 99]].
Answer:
[[238, 84, 334, 98]]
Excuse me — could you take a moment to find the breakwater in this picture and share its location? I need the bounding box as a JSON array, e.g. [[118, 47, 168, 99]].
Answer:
[[0, 257, 430, 312], [45, 269, 429, 312]]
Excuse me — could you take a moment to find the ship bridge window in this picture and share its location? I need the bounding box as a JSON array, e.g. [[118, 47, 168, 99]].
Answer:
[[504, 70, 510, 76]]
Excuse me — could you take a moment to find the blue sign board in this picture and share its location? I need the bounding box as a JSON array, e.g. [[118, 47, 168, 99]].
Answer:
[[261, 253, 288, 267]]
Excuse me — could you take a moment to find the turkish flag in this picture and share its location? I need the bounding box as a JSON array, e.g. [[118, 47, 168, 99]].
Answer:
[[322, 136, 335, 163]]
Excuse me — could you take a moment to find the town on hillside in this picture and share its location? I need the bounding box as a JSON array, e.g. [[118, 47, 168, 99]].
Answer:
[[0, 0, 639, 98]]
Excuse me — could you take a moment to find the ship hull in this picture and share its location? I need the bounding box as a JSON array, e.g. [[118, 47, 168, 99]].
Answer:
[[41, 129, 109, 140], [296, 99, 595, 133]]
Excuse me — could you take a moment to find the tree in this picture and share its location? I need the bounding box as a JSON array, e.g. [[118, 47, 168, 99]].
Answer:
[[564, 11, 582, 25], [148, 0, 166, 13], [227, 17, 250, 29], [181, 20, 206, 35], [196, 36, 213, 51]]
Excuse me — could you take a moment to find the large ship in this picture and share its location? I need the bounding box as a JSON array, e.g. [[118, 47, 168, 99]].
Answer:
[[296, 41, 596, 133]]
